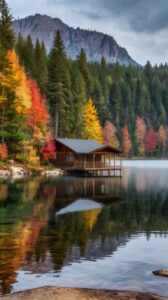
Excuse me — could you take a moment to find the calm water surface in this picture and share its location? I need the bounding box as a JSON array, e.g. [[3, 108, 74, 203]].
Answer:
[[0, 160, 168, 295]]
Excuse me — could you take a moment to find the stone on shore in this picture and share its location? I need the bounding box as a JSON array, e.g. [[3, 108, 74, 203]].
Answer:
[[0, 169, 10, 179], [0, 287, 167, 300]]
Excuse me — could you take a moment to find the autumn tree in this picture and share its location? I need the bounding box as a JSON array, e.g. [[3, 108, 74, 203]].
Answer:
[[103, 121, 120, 149], [145, 129, 157, 154], [136, 116, 146, 156], [28, 79, 48, 140], [0, 143, 7, 160], [158, 125, 167, 157], [83, 98, 102, 143], [122, 125, 132, 157], [40, 139, 56, 161]]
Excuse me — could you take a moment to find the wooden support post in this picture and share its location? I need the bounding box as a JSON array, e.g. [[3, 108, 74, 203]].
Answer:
[[84, 154, 86, 169], [93, 153, 95, 168]]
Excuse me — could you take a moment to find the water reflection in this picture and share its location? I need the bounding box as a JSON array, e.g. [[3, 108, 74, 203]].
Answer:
[[0, 164, 168, 295]]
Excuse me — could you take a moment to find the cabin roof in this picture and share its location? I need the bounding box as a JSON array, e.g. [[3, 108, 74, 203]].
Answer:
[[56, 138, 122, 154]]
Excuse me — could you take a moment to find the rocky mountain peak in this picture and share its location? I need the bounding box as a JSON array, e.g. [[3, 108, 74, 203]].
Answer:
[[13, 14, 138, 66]]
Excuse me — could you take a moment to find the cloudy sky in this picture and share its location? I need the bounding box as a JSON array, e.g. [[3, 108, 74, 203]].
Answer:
[[7, 0, 168, 65]]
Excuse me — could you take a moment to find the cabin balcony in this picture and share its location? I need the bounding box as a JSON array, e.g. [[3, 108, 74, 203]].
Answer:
[[55, 154, 122, 177], [73, 161, 122, 170]]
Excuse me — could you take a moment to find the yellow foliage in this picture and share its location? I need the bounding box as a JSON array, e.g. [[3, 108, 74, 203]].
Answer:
[[7, 51, 31, 114], [84, 98, 103, 143], [83, 208, 102, 231], [16, 141, 39, 166], [0, 59, 17, 106]]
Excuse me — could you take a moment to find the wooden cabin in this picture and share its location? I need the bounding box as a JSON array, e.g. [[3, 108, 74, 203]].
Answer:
[[55, 138, 122, 177]]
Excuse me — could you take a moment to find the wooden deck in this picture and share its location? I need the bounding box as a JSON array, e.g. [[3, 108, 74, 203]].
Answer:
[[56, 162, 123, 177]]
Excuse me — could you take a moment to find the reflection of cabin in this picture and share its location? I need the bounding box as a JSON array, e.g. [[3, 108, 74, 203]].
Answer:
[[55, 138, 122, 177]]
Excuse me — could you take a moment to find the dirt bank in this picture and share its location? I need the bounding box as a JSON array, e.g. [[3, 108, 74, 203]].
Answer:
[[0, 287, 167, 300]]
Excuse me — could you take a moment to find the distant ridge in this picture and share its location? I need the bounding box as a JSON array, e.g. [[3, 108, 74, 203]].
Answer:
[[13, 14, 138, 66]]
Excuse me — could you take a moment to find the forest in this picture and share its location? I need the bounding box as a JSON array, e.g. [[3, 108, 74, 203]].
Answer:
[[1, 0, 168, 163]]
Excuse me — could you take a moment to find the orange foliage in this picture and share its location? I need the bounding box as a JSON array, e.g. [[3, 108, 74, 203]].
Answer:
[[136, 116, 146, 156], [7, 51, 31, 114], [158, 125, 167, 157], [0, 144, 8, 160], [122, 125, 132, 157], [103, 120, 119, 149], [28, 80, 49, 139]]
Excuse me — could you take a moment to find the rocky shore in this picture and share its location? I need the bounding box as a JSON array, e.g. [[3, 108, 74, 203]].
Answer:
[[0, 287, 167, 300], [0, 165, 63, 180]]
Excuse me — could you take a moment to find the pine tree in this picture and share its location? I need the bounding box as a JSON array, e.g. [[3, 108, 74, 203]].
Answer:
[[15, 33, 25, 65], [24, 35, 35, 75], [33, 39, 48, 93], [77, 48, 93, 97], [0, 0, 15, 51], [70, 62, 86, 137], [48, 31, 72, 137]]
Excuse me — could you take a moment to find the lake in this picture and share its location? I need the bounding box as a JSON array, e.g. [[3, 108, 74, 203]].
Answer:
[[0, 160, 168, 296]]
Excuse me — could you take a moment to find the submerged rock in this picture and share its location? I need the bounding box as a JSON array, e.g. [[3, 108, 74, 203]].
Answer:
[[153, 269, 168, 278]]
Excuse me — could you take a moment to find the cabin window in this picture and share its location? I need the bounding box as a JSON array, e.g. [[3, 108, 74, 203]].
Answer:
[[66, 153, 74, 161], [78, 154, 84, 162]]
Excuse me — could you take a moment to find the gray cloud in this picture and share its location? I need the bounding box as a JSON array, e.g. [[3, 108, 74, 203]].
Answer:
[[70, 0, 168, 33]]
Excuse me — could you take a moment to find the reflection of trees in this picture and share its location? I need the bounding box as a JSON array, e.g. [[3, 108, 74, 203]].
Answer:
[[33, 172, 168, 273], [1, 170, 168, 293], [0, 178, 52, 295]]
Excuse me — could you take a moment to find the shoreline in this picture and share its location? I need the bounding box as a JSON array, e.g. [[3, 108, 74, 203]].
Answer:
[[0, 287, 167, 300]]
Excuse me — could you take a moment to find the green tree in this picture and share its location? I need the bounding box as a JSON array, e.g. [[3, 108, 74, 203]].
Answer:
[[33, 39, 48, 93], [48, 31, 72, 137], [0, 0, 15, 51]]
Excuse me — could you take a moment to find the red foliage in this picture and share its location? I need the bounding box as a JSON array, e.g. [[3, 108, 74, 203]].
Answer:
[[145, 129, 157, 153], [28, 80, 48, 136], [122, 125, 132, 157], [0, 144, 8, 160], [40, 139, 57, 161]]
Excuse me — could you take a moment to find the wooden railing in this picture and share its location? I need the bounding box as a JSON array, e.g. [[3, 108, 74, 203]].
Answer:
[[73, 162, 122, 169]]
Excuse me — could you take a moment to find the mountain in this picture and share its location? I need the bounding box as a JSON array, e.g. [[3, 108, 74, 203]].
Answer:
[[13, 14, 138, 66]]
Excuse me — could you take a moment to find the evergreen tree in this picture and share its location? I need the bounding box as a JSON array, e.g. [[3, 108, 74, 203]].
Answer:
[[77, 48, 93, 97], [48, 31, 72, 137], [0, 0, 15, 51], [70, 62, 86, 137], [33, 39, 48, 94]]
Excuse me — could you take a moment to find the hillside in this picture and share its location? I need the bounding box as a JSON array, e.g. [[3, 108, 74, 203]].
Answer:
[[13, 14, 138, 66]]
